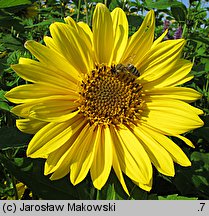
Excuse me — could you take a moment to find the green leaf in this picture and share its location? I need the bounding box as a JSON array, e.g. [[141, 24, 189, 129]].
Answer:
[[96, 184, 116, 200], [200, 115, 209, 127], [158, 194, 197, 200], [0, 90, 7, 102], [109, 0, 121, 10], [25, 20, 54, 28], [124, 176, 148, 200], [193, 115, 209, 141], [0, 127, 32, 149], [0, 90, 11, 111], [193, 127, 209, 141], [106, 184, 116, 200], [95, 171, 128, 200], [127, 15, 143, 29], [0, 14, 24, 32], [145, 0, 182, 10], [0, 156, 87, 199], [0, 101, 11, 111], [190, 152, 209, 171], [0, 34, 23, 51], [190, 33, 209, 45], [171, 3, 187, 22], [0, 0, 31, 9], [174, 152, 209, 199]]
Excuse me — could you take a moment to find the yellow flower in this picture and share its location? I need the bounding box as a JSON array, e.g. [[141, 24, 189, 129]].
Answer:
[[5, 3, 203, 195], [6, 182, 32, 200]]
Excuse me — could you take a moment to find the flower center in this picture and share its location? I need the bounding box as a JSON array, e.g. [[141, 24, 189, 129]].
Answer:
[[79, 64, 144, 126]]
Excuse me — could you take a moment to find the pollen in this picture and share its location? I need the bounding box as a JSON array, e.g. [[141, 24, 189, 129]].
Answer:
[[79, 64, 144, 125]]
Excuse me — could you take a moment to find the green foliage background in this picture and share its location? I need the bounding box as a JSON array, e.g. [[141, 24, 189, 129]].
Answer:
[[0, 0, 209, 200]]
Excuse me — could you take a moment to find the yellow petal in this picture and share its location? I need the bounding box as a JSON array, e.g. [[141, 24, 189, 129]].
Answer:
[[49, 22, 94, 73], [29, 100, 79, 122], [16, 118, 48, 134], [144, 87, 202, 102], [12, 58, 78, 91], [141, 125, 191, 166], [112, 151, 130, 195], [151, 29, 168, 48], [113, 125, 152, 185], [45, 122, 85, 176], [91, 125, 113, 190], [172, 75, 194, 86], [11, 100, 40, 118], [110, 126, 129, 195], [48, 148, 72, 180], [142, 99, 204, 135], [5, 83, 78, 104], [111, 7, 128, 63], [93, 3, 114, 65], [142, 59, 193, 89], [45, 144, 71, 176], [64, 16, 79, 30], [11, 96, 80, 122], [139, 39, 185, 82], [27, 114, 85, 157], [49, 123, 91, 180], [77, 22, 94, 68], [77, 22, 93, 46], [133, 178, 153, 192], [121, 10, 155, 67], [133, 126, 175, 176], [43, 36, 58, 50], [175, 135, 195, 148], [64, 16, 93, 56], [16, 182, 27, 200], [25, 41, 81, 81], [70, 125, 98, 185]]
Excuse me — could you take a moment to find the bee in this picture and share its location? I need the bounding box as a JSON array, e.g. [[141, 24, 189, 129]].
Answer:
[[114, 63, 140, 78], [113, 53, 140, 78]]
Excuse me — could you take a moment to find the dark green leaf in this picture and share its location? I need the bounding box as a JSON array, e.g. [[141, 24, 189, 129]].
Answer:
[[124, 176, 148, 200], [0, 15, 24, 32], [0, 156, 85, 199], [158, 194, 197, 200], [0, 90, 7, 102], [127, 15, 143, 29], [95, 171, 128, 200], [193, 127, 209, 141], [0, 90, 11, 111], [0, 127, 31, 149], [109, 0, 121, 10], [0, 0, 31, 9], [171, 3, 187, 22], [25, 20, 54, 28], [0, 34, 23, 51], [148, 194, 158, 200], [190, 33, 209, 45], [174, 152, 209, 199], [200, 115, 209, 127], [0, 101, 11, 111]]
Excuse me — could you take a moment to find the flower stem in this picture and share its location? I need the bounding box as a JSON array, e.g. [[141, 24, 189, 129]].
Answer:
[[11, 176, 19, 200], [76, 0, 82, 22], [84, 0, 89, 25]]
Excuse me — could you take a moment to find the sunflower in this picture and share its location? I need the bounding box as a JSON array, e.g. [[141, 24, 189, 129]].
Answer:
[[5, 3, 203, 195]]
